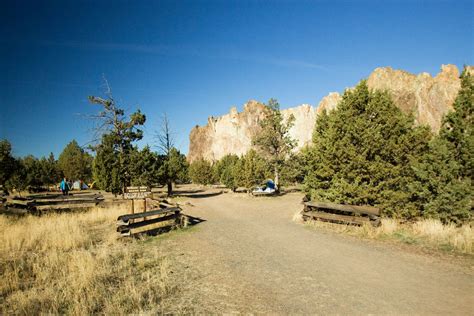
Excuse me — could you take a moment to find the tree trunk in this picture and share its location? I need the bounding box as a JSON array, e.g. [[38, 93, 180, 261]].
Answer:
[[274, 167, 280, 193], [167, 180, 172, 197]]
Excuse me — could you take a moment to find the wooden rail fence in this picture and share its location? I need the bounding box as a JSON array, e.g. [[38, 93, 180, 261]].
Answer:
[[302, 201, 381, 226], [116, 206, 185, 237], [4, 193, 104, 214]]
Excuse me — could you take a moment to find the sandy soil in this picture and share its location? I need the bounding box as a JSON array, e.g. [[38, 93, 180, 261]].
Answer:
[[155, 187, 473, 314]]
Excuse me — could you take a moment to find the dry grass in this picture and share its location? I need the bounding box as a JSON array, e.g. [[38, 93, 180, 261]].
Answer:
[[0, 203, 177, 315], [302, 216, 473, 255]]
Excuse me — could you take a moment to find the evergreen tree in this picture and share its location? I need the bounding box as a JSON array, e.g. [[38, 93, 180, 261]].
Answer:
[[39, 153, 61, 186], [280, 149, 308, 186], [93, 134, 121, 193], [58, 140, 93, 181], [235, 149, 271, 192], [214, 154, 240, 191], [409, 69, 473, 223], [158, 147, 189, 189], [129, 146, 161, 187], [0, 139, 16, 188], [253, 98, 296, 192], [89, 84, 146, 193], [22, 155, 43, 188], [189, 159, 214, 185], [305, 81, 431, 217]]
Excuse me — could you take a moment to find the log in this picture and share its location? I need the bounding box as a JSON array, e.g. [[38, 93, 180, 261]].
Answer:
[[35, 202, 98, 210], [33, 198, 103, 205], [117, 207, 180, 224], [116, 213, 179, 232], [305, 201, 380, 216], [159, 201, 176, 209], [303, 210, 376, 226]]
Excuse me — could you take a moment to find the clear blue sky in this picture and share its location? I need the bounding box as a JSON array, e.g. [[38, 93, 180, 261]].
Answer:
[[1, 0, 472, 158]]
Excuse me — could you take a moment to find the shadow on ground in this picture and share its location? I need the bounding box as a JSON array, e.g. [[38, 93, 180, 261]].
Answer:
[[129, 214, 206, 238], [174, 191, 223, 199]]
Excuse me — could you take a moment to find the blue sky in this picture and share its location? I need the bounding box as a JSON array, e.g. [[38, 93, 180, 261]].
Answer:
[[1, 0, 472, 158]]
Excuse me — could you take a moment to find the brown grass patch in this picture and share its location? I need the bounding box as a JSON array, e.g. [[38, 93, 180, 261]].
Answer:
[[304, 217, 473, 255], [0, 203, 177, 314]]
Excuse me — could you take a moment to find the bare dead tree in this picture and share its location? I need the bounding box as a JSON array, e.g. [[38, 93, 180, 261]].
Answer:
[[155, 113, 176, 196]]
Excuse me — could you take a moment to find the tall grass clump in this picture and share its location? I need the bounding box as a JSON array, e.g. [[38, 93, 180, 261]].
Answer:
[[0, 204, 175, 314]]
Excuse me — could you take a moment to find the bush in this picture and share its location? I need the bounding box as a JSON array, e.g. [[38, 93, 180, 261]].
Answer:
[[213, 154, 240, 191], [189, 159, 214, 185], [235, 150, 271, 192]]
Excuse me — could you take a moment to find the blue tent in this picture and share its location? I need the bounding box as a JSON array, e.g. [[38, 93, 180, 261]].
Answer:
[[266, 180, 275, 190]]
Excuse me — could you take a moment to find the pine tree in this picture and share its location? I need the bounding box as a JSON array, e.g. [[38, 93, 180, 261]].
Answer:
[[305, 81, 431, 217], [253, 98, 296, 192]]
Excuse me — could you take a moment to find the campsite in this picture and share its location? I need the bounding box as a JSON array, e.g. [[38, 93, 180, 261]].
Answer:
[[1, 0, 473, 314]]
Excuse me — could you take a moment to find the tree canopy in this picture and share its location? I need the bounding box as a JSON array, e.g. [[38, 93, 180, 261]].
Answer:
[[408, 69, 473, 223], [305, 81, 431, 217], [89, 85, 146, 193], [58, 140, 92, 182]]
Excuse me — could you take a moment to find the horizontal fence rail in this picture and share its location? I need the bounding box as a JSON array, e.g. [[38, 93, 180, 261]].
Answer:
[[303, 201, 381, 227], [116, 207, 184, 237], [5, 193, 104, 214]]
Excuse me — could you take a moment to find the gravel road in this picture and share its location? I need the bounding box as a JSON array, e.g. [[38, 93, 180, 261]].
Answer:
[[160, 190, 473, 314]]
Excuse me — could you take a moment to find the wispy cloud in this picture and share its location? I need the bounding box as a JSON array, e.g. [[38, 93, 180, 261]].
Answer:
[[31, 39, 327, 71]]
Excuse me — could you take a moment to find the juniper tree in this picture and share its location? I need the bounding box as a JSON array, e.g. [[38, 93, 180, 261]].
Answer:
[[0, 139, 16, 188], [89, 82, 146, 194], [58, 140, 93, 182], [253, 98, 296, 192], [305, 81, 431, 217], [409, 68, 473, 223], [189, 158, 214, 185], [214, 154, 240, 191], [39, 153, 61, 186], [129, 146, 161, 187], [235, 149, 271, 192]]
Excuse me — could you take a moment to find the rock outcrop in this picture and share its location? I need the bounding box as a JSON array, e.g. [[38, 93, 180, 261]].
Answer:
[[188, 64, 469, 162]]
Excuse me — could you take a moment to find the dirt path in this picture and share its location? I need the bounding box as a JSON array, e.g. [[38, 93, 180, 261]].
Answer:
[[159, 191, 473, 314]]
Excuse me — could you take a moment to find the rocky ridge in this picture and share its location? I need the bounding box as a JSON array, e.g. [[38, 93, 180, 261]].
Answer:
[[188, 65, 471, 162]]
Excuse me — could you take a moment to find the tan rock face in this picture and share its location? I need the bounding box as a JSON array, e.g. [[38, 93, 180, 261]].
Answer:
[[188, 64, 468, 162], [367, 64, 462, 132]]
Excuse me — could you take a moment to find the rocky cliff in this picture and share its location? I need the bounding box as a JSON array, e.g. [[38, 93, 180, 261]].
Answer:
[[188, 65, 470, 162]]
